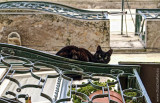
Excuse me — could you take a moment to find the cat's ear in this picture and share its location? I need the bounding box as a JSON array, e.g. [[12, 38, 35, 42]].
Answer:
[[96, 45, 102, 52], [107, 48, 113, 55]]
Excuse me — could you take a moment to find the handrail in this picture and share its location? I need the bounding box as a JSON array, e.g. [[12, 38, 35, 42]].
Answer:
[[0, 43, 151, 103], [0, 1, 109, 20], [0, 43, 140, 73]]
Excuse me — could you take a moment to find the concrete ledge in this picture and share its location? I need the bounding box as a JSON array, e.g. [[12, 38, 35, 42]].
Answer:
[[145, 19, 160, 51]]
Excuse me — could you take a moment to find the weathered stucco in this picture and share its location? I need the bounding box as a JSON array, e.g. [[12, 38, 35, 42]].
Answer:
[[146, 19, 160, 51], [0, 13, 110, 52]]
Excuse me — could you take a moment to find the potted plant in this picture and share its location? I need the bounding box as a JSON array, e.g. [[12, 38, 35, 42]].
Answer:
[[123, 89, 143, 103], [69, 80, 123, 103]]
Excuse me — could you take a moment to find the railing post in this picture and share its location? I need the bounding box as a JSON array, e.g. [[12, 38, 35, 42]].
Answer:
[[133, 69, 152, 103], [121, 0, 124, 35]]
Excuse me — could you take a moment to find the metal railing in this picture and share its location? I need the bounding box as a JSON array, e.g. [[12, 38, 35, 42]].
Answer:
[[0, 1, 109, 20], [0, 43, 151, 103], [135, 9, 160, 44]]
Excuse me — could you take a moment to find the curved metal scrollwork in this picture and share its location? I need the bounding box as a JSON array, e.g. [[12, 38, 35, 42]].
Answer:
[[0, 43, 150, 103], [0, 1, 108, 20], [0, 53, 145, 103]]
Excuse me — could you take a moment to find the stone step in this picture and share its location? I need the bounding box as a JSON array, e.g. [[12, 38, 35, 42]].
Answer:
[[112, 48, 146, 53]]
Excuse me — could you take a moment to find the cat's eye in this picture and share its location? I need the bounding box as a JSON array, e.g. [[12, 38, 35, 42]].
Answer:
[[104, 56, 108, 60]]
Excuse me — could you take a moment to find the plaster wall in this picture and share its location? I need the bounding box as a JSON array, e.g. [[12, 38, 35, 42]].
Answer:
[[146, 19, 160, 51], [0, 13, 110, 52]]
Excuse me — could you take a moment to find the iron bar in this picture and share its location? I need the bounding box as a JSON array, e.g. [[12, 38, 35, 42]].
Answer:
[[0, 43, 151, 103], [133, 69, 152, 103], [121, 0, 124, 35]]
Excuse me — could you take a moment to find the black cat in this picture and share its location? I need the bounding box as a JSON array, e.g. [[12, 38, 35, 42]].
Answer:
[[94, 46, 113, 64], [56, 45, 113, 64]]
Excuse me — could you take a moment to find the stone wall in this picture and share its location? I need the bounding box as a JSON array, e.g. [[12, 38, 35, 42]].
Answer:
[[0, 13, 110, 52], [145, 19, 160, 51]]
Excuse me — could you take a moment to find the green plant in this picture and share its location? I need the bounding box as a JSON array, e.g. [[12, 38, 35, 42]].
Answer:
[[68, 80, 117, 102], [124, 92, 137, 97], [124, 92, 143, 103]]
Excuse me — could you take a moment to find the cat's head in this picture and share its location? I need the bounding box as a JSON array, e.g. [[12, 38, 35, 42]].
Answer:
[[94, 45, 113, 64]]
